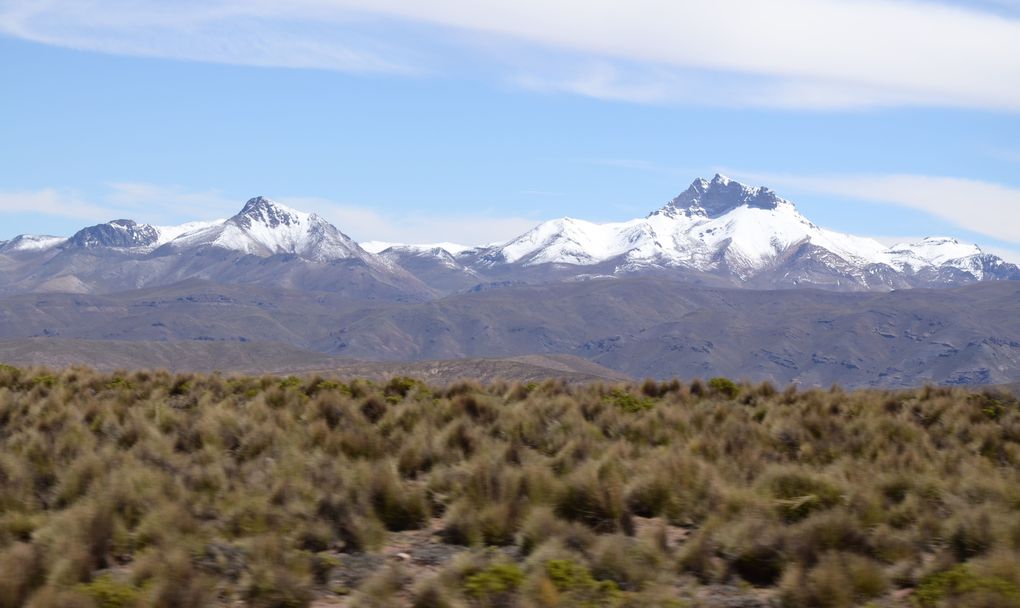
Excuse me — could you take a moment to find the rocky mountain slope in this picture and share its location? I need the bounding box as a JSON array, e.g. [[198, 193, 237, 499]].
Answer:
[[1, 278, 1017, 387], [0, 338, 626, 383]]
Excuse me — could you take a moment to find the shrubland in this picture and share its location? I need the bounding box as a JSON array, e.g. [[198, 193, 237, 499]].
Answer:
[[0, 364, 1019, 606]]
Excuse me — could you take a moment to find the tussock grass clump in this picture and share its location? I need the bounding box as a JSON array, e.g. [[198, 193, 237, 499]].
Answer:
[[0, 366, 1018, 606]]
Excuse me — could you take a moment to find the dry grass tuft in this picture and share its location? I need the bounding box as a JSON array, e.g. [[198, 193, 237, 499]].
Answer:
[[0, 366, 1018, 606]]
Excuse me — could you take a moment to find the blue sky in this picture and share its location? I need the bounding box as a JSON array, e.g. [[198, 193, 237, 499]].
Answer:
[[1, 0, 1019, 260]]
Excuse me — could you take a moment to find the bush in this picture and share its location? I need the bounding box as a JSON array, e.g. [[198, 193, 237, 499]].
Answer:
[[543, 559, 621, 605], [555, 464, 632, 534], [463, 563, 524, 607], [707, 377, 739, 399], [913, 564, 1020, 608], [780, 552, 888, 608], [764, 471, 843, 523], [603, 389, 654, 413], [75, 575, 140, 608], [367, 465, 430, 531], [0, 543, 45, 608], [244, 568, 312, 608]]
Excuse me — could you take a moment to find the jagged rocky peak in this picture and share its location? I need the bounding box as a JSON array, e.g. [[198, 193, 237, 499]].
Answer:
[[232, 196, 309, 229], [68, 219, 160, 248], [654, 174, 786, 219]]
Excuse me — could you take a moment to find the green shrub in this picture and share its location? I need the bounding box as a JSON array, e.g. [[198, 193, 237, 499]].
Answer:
[[707, 377, 739, 399], [543, 559, 621, 605], [463, 563, 524, 606], [913, 564, 1020, 608], [75, 575, 140, 608], [603, 389, 654, 413]]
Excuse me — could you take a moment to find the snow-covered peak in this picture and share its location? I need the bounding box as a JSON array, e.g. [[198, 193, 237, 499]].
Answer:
[[487, 176, 816, 271], [654, 174, 790, 219], [495, 217, 651, 266], [164, 196, 365, 262], [888, 237, 983, 266], [232, 196, 309, 231], [68, 219, 161, 249]]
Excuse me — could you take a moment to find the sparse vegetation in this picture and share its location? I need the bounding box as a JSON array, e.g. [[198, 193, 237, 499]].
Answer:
[[0, 366, 1019, 606]]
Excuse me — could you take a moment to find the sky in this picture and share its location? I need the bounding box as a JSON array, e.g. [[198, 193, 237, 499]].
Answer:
[[1, 0, 1019, 261]]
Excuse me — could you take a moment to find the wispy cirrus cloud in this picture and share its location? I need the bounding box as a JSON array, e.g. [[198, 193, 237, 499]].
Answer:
[[0, 0, 417, 73], [2, 0, 1020, 110]]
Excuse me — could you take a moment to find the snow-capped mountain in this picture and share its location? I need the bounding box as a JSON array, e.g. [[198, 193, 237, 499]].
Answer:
[[363, 242, 482, 293], [0, 197, 430, 299], [0, 183, 1016, 297], [452, 175, 1020, 290], [163, 197, 368, 263], [45, 197, 372, 262]]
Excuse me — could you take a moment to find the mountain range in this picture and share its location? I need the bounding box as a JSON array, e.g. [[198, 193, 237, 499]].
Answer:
[[368, 175, 1020, 292], [1, 176, 1018, 387], [0, 196, 430, 300], [2, 175, 1018, 297]]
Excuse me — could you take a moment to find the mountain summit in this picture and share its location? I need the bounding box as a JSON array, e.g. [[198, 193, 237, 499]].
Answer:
[[234, 196, 304, 228], [655, 174, 786, 219], [68, 219, 161, 249], [164, 196, 367, 262]]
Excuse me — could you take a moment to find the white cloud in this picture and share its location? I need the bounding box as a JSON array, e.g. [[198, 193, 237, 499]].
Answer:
[[3, 0, 1020, 109], [105, 183, 242, 223], [732, 171, 1020, 245], [333, 0, 1020, 109], [983, 245, 1020, 264], [281, 196, 538, 246], [0, 184, 242, 232], [0, 188, 111, 220]]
